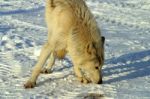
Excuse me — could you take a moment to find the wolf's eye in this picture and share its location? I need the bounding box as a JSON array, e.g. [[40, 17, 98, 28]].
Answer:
[[95, 66, 99, 70]]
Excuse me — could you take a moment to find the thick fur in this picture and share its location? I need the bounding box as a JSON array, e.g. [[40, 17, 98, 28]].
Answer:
[[24, 0, 105, 88]]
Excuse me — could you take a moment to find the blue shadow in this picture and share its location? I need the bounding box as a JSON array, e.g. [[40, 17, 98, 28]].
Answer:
[[0, 6, 44, 16], [0, 25, 11, 34], [104, 50, 150, 83]]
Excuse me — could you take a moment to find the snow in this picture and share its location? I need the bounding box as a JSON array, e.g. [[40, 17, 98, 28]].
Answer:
[[0, 0, 150, 98]]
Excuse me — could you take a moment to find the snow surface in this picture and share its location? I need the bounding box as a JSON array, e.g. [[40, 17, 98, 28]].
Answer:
[[0, 0, 150, 98]]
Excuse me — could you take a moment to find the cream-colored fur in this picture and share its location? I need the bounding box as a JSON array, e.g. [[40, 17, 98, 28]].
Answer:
[[24, 0, 105, 88]]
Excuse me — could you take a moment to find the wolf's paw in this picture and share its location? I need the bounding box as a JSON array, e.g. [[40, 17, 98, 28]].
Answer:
[[40, 68, 52, 74], [77, 77, 90, 84], [24, 80, 36, 89]]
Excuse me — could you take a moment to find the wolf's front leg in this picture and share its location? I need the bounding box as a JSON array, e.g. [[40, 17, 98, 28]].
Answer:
[[24, 42, 51, 88]]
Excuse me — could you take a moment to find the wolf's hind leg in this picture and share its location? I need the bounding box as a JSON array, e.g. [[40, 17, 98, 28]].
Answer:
[[41, 52, 55, 74], [41, 49, 66, 73]]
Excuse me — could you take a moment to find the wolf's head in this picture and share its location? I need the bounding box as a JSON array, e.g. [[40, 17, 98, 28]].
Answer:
[[80, 36, 105, 84]]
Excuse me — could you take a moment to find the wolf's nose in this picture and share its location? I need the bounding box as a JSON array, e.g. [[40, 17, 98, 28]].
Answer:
[[98, 79, 103, 84]]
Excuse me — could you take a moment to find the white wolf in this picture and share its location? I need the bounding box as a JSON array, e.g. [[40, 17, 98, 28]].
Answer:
[[24, 0, 105, 88]]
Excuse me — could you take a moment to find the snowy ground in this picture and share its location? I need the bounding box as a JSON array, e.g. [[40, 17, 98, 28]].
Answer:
[[0, 0, 150, 98]]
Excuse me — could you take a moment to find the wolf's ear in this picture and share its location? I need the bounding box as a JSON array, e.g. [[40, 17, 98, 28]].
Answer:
[[86, 42, 96, 55], [101, 36, 105, 45]]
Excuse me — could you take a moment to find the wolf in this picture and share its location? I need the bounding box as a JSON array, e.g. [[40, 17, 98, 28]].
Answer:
[[24, 0, 105, 88]]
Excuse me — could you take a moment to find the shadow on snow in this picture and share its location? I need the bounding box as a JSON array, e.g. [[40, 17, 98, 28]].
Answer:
[[104, 50, 150, 83], [0, 25, 12, 34], [0, 6, 44, 16]]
